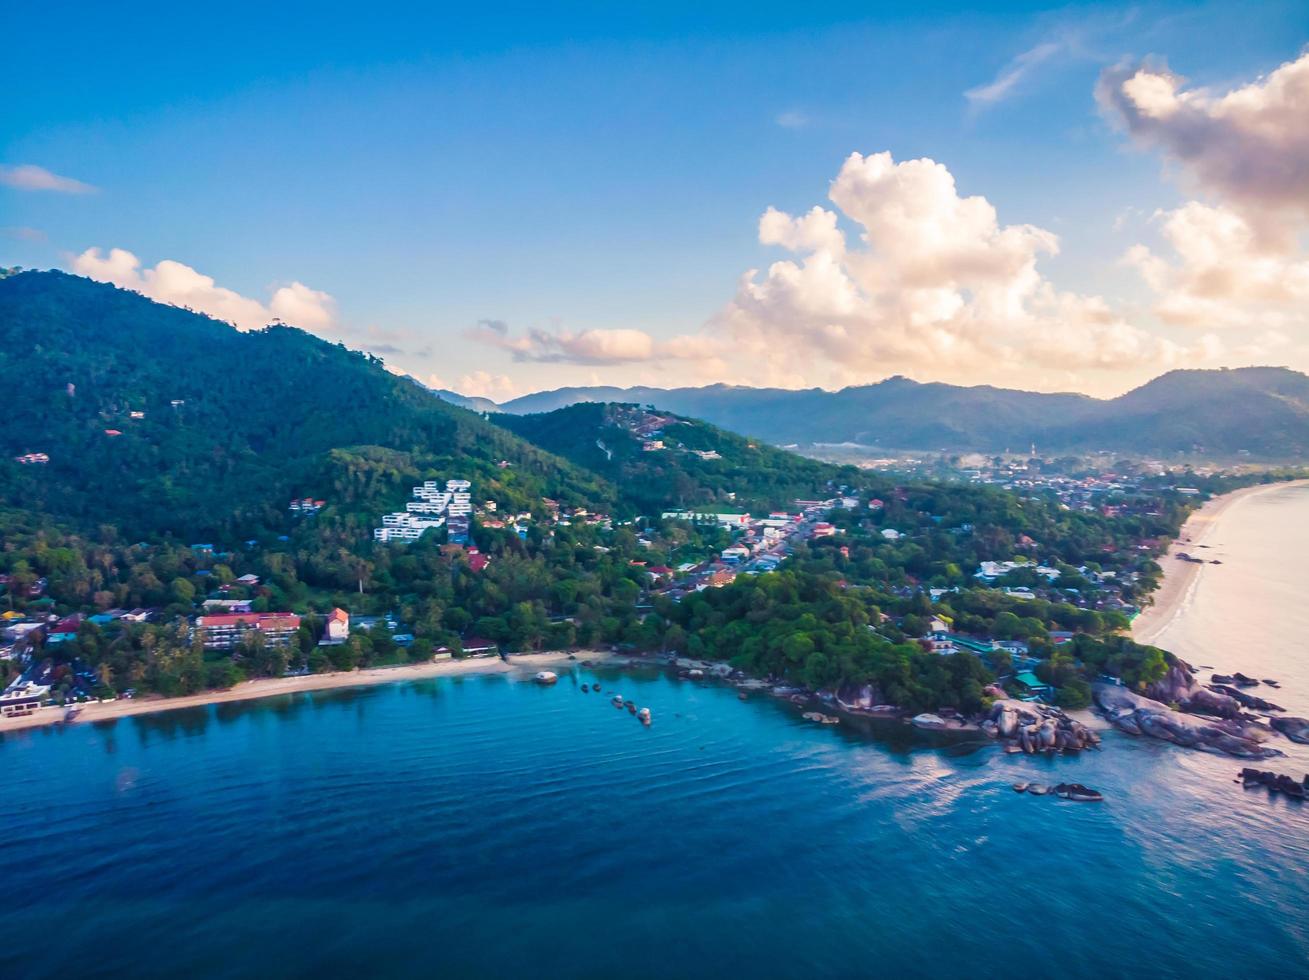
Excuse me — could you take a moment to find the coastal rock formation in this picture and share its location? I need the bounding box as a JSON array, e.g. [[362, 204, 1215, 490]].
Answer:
[[1093, 684, 1282, 759], [1145, 664, 1243, 720], [983, 700, 1099, 753], [1240, 768, 1308, 799], [803, 711, 840, 725], [1210, 685, 1284, 713], [835, 682, 887, 710], [1270, 717, 1309, 744]]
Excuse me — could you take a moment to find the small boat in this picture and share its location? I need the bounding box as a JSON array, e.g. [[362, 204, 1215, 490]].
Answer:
[[1027, 783, 1049, 796], [533, 671, 558, 685], [626, 701, 637, 714], [612, 695, 625, 708], [1012, 782, 1029, 792], [738, 692, 749, 701], [580, 684, 589, 693], [637, 707, 651, 725]]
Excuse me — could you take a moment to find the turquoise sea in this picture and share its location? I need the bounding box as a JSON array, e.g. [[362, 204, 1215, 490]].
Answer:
[[5, 484, 1309, 979]]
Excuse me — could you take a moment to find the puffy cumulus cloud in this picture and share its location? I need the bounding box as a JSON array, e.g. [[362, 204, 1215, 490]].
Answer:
[[0, 164, 96, 194], [717, 151, 1191, 387], [1103, 53, 1309, 348], [1098, 53, 1309, 225], [269, 281, 335, 331], [72, 247, 334, 333], [467, 319, 721, 366], [456, 370, 518, 401], [1126, 201, 1309, 330]]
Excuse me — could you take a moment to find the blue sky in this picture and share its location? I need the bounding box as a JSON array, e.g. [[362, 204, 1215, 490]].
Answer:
[[5, 1, 1308, 398]]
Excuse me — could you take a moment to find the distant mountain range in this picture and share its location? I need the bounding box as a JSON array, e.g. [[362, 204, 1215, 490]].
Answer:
[[433, 369, 1309, 458]]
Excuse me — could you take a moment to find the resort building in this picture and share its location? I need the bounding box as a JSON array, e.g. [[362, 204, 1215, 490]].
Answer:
[[195, 612, 302, 650], [0, 683, 48, 718], [376, 478, 471, 543]]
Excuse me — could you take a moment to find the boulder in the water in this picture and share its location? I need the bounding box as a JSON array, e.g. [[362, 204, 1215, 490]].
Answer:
[[1270, 717, 1309, 744], [1054, 782, 1103, 802], [911, 713, 948, 731]]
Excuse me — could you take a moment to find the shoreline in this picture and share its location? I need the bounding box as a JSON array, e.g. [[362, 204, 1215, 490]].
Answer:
[[1132, 479, 1309, 647], [0, 651, 614, 735]]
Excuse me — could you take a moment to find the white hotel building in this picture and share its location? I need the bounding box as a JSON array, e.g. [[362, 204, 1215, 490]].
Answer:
[[375, 478, 472, 542]]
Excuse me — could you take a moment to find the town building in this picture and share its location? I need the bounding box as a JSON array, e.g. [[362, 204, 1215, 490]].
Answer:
[[0, 683, 48, 718], [195, 613, 302, 650], [376, 477, 471, 542], [322, 607, 350, 645]]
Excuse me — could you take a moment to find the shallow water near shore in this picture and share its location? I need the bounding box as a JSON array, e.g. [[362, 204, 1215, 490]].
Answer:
[[5, 487, 1309, 978]]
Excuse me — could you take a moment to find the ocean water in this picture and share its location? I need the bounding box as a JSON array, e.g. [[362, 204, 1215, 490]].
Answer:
[[5, 487, 1309, 979]]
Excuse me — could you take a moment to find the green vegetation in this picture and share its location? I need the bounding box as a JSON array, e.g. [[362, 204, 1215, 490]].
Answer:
[[0, 270, 1280, 714], [0, 270, 611, 540], [494, 402, 858, 515]]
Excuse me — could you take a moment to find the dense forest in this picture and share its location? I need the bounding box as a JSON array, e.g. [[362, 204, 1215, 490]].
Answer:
[[0, 271, 612, 539], [494, 402, 860, 515]]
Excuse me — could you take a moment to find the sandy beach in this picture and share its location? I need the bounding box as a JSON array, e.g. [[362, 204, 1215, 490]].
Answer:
[[0, 650, 613, 735], [1132, 479, 1309, 646]]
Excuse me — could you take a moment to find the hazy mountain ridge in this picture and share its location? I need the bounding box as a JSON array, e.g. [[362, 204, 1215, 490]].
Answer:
[[449, 369, 1309, 457]]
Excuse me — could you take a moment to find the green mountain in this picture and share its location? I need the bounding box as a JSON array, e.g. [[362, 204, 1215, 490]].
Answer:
[[494, 369, 1309, 458], [493, 402, 858, 514], [0, 270, 609, 539]]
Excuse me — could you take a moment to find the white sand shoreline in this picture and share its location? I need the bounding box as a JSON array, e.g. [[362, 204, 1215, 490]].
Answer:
[[0, 650, 615, 735], [1132, 479, 1309, 646]]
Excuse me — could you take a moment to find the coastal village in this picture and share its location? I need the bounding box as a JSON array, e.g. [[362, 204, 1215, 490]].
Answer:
[[1, 460, 1191, 725]]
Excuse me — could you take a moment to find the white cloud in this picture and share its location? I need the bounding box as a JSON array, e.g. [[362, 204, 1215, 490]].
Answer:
[[1104, 53, 1309, 348], [467, 319, 720, 366], [1098, 52, 1309, 226], [72, 247, 335, 333], [965, 42, 1062, 107], [2, 226, 46, 242], [1126, 201, 1309, 331], [0, 164, 96, 194], [716, 150, 1200, 387], [457, 370, 518, 401], [270, 281, 336, 330]]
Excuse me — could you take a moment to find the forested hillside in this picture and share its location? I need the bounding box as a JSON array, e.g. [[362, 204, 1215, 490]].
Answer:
[[494, 402, 859, 514], [0, 271, 610, 539]]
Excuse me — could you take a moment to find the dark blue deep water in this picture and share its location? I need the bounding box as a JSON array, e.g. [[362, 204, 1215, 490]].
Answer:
[[4, 668, 1308, 979], [4, 485, 1309, 979]]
